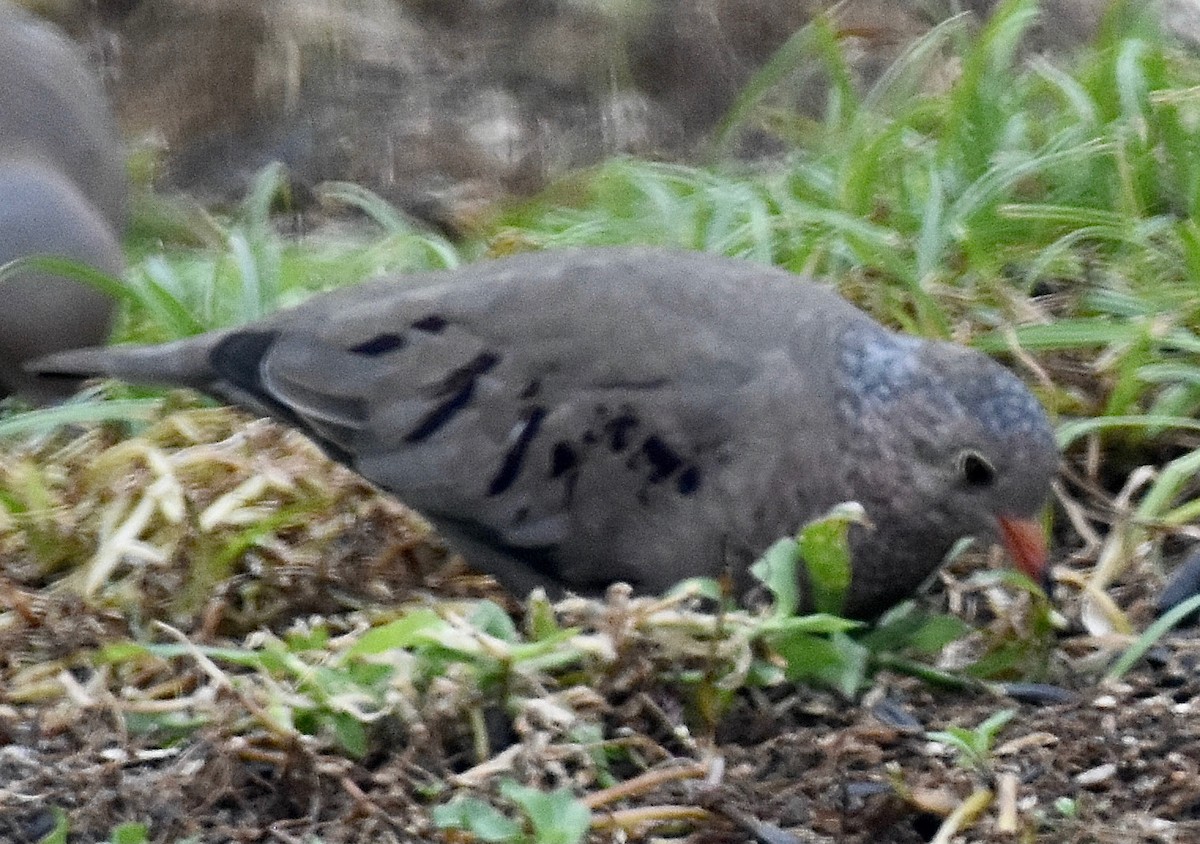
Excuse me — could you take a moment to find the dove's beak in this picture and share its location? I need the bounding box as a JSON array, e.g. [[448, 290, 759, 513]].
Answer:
[[997, 515, 1052, 596]]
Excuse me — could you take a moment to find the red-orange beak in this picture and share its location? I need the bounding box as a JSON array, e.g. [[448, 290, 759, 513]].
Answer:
[[997, 515, 1051, 596]]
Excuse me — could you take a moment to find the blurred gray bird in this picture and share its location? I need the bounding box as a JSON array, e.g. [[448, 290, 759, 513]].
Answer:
[[31, 247, 1059, 617], [0, 1, 127, 403]]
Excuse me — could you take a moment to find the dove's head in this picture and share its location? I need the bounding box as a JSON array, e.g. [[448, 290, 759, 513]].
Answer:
[[835, 325, 1059, 614]]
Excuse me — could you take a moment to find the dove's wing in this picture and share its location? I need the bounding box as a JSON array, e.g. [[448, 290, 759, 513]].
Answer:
[[209, 249, 858, 593]]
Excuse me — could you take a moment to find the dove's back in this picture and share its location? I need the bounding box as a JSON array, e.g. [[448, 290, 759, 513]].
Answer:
[[0, 3, 127, 402], [0, 4, 127, 230], [36, 247, 874, 598]]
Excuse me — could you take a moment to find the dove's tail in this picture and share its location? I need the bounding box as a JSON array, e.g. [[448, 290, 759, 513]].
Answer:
[[27, 335, 226, 391]]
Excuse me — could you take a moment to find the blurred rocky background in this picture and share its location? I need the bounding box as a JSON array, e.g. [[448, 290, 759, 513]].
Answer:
[[17, 0, 1200, 233]]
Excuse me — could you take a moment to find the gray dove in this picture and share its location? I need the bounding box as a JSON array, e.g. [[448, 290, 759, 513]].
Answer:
[[0, 2, 127, 403], [31, 247, 1059, 618]]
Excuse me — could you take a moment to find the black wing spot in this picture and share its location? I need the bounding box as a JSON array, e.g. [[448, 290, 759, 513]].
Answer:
[[604, 410, 639, 453], [519, 380, 541, 400], [641, 435, 683, 483], [488, 407, 546, 496], [349, 333, 406, 356], [405, 351, 501, 442], [412, 314, 448, 333], [676, 466, 701, 496], [210, 330, 356, 465], [551, 441, 578, 478], [210, 330, 277, 391]]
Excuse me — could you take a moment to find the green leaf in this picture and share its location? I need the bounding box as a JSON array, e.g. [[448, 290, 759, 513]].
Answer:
[[470, 600, 520, 642], [433, 795, 523, 842], [93, 641, 155, 665], [975, 708, 1017, 748], [0, 400, 164, 441], [862, 606, 973, 655], [110, 822, 150, 844], [330, 711, 368, 758], [1055, 796, 1080, 818], [1056, 415, 1200, 447], [527, 590, 563, 641], [750, 537, 802, 617], [499, 782, 591, 844], [769, 630, 869, 697], [36, 808, 69, 844], [714, 17, 852, 154], [964, 638, 1030, 679], [757, 613, 863, 637], [903, 614, 973, 654], [319, 181, 418, 234], [928, 709, 1015, 771], [974, 319, 1145, 352], [0, 255, 132, 302], [240, 160, 292, 225], [144, 643, 269, 668], [285, 626, 331, 652], [1106, 593, 1200, 680], [797, 502, 867, 615], [346, 610, 447, 656], [134, 257, 208, 337], [666, 576, 726, 602], [123, 709, 207, 740]]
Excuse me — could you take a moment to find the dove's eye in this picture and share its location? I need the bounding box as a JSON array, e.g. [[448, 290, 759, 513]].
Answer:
[[956, 450, 996, 488]]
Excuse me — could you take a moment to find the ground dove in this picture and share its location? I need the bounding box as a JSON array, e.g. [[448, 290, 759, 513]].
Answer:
[[0, 2, 127, 403], [32, 247, 1059, 617]]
